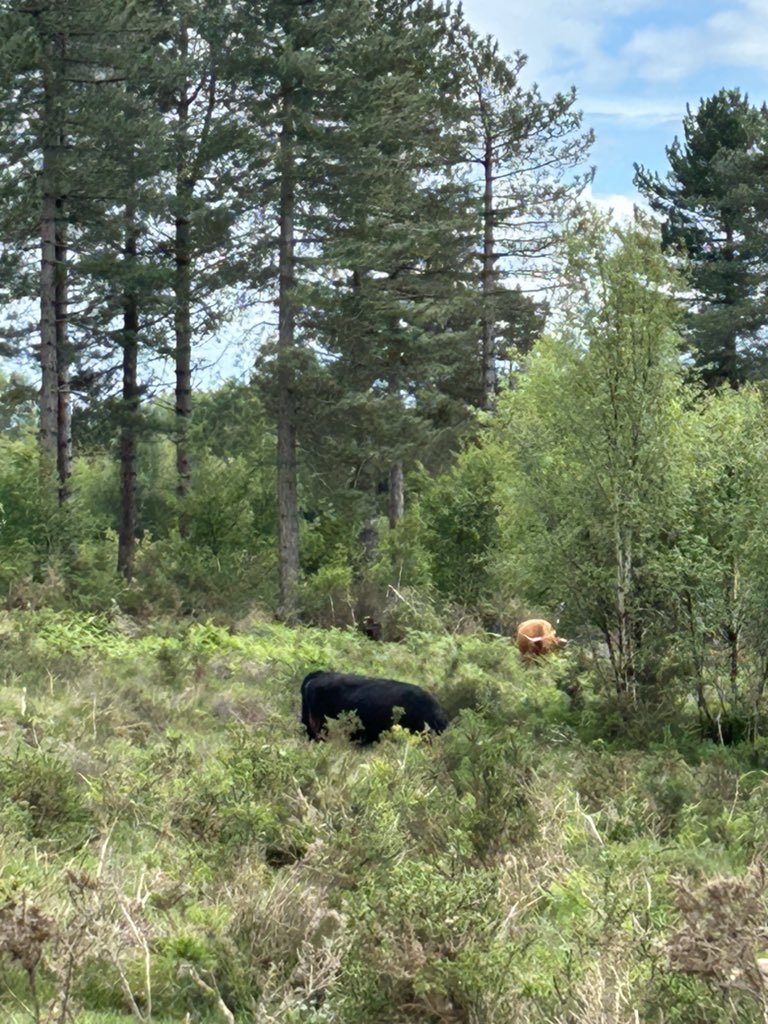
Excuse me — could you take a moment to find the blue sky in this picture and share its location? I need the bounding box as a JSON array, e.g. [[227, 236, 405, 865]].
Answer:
[[460, 0, 768, 216]]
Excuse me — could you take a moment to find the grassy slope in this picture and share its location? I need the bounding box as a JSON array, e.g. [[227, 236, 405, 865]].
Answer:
[[0, 610, 767, 1023]]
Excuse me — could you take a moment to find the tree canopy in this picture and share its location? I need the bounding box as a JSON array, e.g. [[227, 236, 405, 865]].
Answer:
[[634, 88, 768, 389]]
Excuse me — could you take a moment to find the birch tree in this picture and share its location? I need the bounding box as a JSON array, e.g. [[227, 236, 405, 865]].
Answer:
[[493, 215, 693, 696]]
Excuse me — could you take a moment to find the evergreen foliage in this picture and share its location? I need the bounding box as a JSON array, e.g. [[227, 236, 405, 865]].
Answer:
[[0, 0, 594, 607], [456, 31, 593, 408], [634, 89, 768, 388]]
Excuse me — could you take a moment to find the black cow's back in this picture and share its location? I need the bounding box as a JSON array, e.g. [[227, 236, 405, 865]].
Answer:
[[300, 670, 447, 743]]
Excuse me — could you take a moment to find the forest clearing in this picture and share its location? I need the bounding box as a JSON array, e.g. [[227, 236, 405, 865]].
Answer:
[[2, 611, 768, 1024], [2, 0, 768, 1020]]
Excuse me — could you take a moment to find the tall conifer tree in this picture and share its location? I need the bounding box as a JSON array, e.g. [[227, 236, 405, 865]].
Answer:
[[304, 0, 478, 520], [457, 33, 593, 410], [0, 0, 106, 493], [233, 0, 462, 611], [634, 89, 768, 388]]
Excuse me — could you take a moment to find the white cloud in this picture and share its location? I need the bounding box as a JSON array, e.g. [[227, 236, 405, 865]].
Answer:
[[460, 0, 768, 205], [585, 184, 648, 224], [462, 0, 665, 92], [622, 27, 704, 82], [580, 95, 686, 125], [623, 1, 768, 83], [464, 0, 768, 93]]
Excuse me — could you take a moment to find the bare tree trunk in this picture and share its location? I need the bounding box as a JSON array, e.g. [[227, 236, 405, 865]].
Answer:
[[612, 509, 636, 699], [39, 40, 71, 500], [40, 56, 60, 461], [277, 87, 300, 618], [40, 188, 58, 462], [171, 24, 218, 533], [55, 201, 72, 501], [118, 219, 140, 579], [175, 199, 192, 510], [723, 224, 739, 389], [727, 556, 740, 696], [174, 23, 192, 530], [480, 118, 497, 411], [388, 462, 404, 528]]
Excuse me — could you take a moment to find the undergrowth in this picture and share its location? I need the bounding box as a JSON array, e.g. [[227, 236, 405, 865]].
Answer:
[[0, 610, 767, 1023]]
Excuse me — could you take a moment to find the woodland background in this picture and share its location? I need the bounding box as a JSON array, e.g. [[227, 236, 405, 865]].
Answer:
[[3, 1, 768, 1021]]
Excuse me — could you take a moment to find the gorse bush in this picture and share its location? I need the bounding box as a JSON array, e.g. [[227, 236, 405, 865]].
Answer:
[[438, 709, 537, 859], [298, 557, 355, 628], [0, 746, 93, 845]]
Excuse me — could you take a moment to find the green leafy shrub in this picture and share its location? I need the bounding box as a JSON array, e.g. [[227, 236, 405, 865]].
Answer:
[[373, 588, 444, 640], [133, 529, 278, 616], [0, 747, 92, 844], [418, 446, 502, 611], [337, 860, 514, 1023], [299, 557, 355, 628], [2, 611, 768, 1023], [437, 709, 537, 859]]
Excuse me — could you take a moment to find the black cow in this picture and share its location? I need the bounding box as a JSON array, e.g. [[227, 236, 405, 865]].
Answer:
[[300, 670, 448, 744]]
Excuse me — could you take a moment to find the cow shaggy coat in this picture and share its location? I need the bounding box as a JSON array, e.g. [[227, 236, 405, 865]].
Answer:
[[515, 618, 568, 659], [300, 670, 448, 744]]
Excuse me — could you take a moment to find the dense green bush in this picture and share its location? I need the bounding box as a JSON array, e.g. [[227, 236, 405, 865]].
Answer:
[[417, 445, 502, 611], [0, 746, 93, 844]]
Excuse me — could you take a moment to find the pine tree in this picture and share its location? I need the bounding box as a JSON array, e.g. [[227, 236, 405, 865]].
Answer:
[[303, 0, 479, 520], [634, 89, 768, 388], [66, 8, 169, 578], [233, 0, 469, 612], [0, 0, 83, 492], [457, 32, 593, 409], [144, 0, 246, 519], [0, 0, 158, 502]]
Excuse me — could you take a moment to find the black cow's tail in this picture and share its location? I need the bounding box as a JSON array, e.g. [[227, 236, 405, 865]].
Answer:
[[300, 670, 326, 740]]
